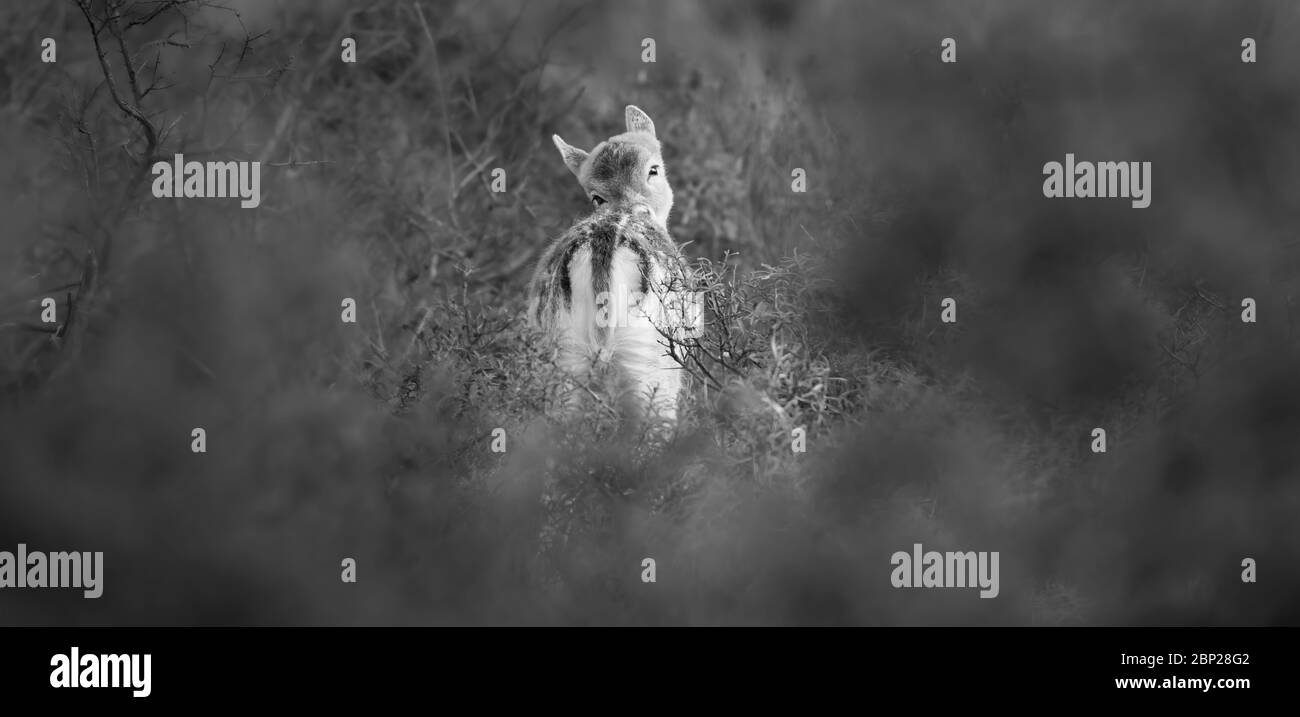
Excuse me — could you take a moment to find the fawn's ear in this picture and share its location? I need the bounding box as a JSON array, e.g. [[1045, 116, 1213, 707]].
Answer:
[[625, 105, 656, 137], [552, 134, 589, 177]]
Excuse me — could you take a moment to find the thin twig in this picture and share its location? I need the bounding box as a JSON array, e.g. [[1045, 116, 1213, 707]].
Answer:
[[413, 0, 458, 227]]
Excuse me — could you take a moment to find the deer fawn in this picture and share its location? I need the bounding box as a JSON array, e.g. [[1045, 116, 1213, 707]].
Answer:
[[527, 105, 700, 438]]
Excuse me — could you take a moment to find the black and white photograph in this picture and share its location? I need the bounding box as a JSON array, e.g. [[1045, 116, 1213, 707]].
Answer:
[[0, 0, 1295, 702]]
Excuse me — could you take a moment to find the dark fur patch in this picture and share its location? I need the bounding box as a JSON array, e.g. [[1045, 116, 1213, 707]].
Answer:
[[588, 220, 617, 296], [531, 207, 688, 328], [621, 239, 652, 295], [588, 142, 643, 184], [555, 236, 585, 305]]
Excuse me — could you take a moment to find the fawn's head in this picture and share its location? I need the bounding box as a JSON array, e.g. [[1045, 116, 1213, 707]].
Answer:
[[552, 105, 673, 229]]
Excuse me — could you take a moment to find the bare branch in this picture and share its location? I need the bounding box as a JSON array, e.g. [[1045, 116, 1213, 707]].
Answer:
[[74, 0, 158, 158]]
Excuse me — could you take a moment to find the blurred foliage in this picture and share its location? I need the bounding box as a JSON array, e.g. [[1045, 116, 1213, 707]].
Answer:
[[0, 0, 1297, 625]]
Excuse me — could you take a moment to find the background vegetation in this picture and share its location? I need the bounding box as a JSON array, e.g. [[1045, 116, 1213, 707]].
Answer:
[[1, 0, 1297, 624]]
